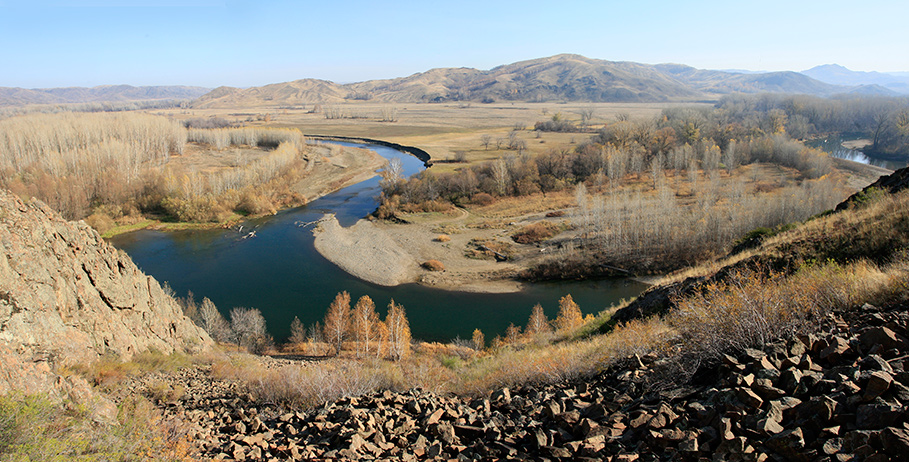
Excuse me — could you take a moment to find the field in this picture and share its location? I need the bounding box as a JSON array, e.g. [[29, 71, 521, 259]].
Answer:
[[154, 101, 706, 169]]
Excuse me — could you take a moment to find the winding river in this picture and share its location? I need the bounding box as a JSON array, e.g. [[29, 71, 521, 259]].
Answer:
[[111, 142, 647, 342]]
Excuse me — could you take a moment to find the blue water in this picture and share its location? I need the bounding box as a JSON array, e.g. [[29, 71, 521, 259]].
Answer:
[[111, 142, 646, 342]]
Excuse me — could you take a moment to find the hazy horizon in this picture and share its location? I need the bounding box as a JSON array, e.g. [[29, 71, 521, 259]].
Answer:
[[1, 0, 907, 89]]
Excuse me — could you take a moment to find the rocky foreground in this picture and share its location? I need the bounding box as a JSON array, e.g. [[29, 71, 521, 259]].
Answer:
[[138, 301, 909, 461]]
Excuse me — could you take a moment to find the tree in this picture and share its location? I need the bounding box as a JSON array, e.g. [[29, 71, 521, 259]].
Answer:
[[526, 304, 551, 335], [554, 295, 583, 331], [471, 328, 485, 351], [288, 316, 307, 346], [505, 323, 522, 344], [197, 297, 230, 342], [386, 299, 411, 361], [323, 291, 352, 356], [352, 295, 382, 358], [480, 134, 492, 150], [229, 306, 270, 353]]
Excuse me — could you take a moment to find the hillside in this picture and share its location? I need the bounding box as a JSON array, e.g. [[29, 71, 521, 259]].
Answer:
[[0, 84, 210, 106], [193, 54, 865, 108], [0, 189, 212, 398]]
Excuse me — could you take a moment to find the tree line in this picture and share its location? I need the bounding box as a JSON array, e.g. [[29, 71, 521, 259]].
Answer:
[[179, 286, 594, 359]]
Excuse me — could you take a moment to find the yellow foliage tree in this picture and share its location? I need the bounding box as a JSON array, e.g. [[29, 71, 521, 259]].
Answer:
[[386, 299, 411, 361], [471, 328, 485, 351], [526, 303, 551, 335], [323, 291, 351, 356], [352, 295, 382, 358], [554, 294, 583, 331]]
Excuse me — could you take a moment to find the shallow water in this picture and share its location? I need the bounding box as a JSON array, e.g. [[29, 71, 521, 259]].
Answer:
[[111, 142, 647, 342]]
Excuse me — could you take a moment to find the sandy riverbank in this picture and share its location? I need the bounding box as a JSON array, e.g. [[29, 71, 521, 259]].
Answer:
[[313, 212, 528, 293]]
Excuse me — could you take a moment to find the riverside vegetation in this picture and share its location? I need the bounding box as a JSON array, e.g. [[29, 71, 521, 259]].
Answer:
[[0, 112, 315, 234]]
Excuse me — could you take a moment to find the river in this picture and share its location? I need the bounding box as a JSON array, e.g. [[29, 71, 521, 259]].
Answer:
[[807, 136, 906, 170], [110, 142, 647, 343]]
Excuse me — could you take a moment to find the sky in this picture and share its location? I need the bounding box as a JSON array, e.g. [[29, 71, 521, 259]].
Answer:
[[1, 0, 907, 89]]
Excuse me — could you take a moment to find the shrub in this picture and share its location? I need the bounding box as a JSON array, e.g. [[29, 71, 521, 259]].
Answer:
[[422, 260, 445, 271], [435, 234, 451, 242], [511, 221, 560, 244], [471, 193, 495, 206]]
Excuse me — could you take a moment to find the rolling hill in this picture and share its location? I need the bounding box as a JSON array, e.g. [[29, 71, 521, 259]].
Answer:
[[0, 84, 211, 106], [193, 54, 876, 108]]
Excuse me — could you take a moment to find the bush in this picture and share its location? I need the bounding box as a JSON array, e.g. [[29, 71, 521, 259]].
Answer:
[[435, 234, 451, 242], [471, 193, 495, 206], [422, 260, 445, 271], [511, 222, 560, 244]]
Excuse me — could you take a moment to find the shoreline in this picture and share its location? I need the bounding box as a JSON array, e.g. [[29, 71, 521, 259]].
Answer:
[[102, 141, 389, 238]]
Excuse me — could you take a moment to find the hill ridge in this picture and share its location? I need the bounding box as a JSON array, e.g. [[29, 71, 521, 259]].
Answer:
[[192, 54, 878, 108]]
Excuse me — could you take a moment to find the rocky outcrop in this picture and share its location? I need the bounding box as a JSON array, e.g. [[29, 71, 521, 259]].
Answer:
[[0, 191, 211, 396], [144, 301, 909, 460]]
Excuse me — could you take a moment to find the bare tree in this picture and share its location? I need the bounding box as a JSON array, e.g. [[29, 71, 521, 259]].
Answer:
[[198, 297, 230, 342], [471, 328, 485, 351], [289, 316, 307, 346], [577, 106, 596, 128], [492, 158, 510, 195], [480, 134, 492, 150], [230, 306, 269, 353], [352, 295, 381, 358]]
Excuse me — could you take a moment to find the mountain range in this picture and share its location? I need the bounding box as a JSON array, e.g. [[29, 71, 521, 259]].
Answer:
[[2, 55, 906, 108], [800, 64, 909, 94], [193, 55, 902, 108]]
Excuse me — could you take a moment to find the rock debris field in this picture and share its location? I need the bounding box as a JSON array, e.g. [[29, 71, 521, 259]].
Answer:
[[138, 301, 909, 461]]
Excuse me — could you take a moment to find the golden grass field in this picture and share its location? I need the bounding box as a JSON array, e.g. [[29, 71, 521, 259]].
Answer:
[[155, 101, 711, 171]]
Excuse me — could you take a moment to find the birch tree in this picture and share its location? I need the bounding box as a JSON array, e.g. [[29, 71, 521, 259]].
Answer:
[[386, 300, 411, 361], [323, 291, 352, 356]]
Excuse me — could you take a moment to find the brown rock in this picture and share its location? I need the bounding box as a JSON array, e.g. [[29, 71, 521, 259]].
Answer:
[[880, 427, 909, 455], [860, 326, 909, 352], [820, 336, 851, 363], [864, 371, 893, 401], [736, 387, 764, 409]]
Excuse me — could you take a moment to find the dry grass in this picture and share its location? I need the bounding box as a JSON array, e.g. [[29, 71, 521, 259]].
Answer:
[[0, 392, 194, 461], [670, 259, 908, 360]]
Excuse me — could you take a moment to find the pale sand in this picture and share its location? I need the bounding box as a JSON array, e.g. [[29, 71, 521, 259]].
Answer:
[[313, 213, 527, 293], [313, 215, 421, 287]]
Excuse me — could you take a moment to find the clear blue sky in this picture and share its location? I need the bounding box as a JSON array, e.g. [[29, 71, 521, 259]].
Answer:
[[1, 0, 906, 88]]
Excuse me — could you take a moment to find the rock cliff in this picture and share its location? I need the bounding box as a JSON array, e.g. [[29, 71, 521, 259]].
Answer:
[[0, 190, 212, 395]]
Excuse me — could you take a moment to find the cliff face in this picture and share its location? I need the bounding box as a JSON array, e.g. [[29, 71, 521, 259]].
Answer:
[[0, 190, 212, 395]]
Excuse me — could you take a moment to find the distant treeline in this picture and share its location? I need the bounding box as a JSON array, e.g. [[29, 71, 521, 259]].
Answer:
[[0, 99, 190, 120], [711, 94, 909, 157]]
